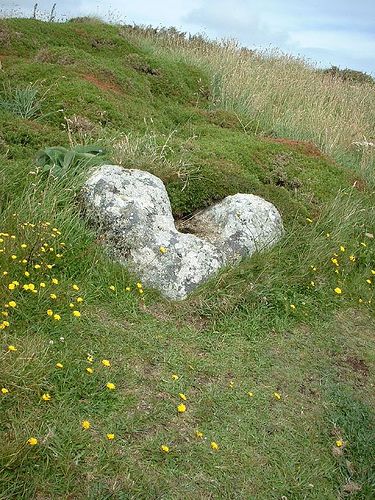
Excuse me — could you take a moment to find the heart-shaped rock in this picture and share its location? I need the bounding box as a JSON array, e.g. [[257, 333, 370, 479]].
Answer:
[[83, 165, 284, 299]]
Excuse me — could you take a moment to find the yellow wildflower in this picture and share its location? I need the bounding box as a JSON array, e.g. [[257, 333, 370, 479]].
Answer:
[[72, 284, 79, 291], [171, 374, 179, 381], [210, 441, 219, 450], [248, 391, 254, 397], [8, 283, 16, 290], [161, 444, 170, 453], [106, 433, 115, 440], [101, 359, 111, 367], [56, 363, 63, 369], [366, 279, 372, 284], [76, 297, 83, 303], [24, 271, 30, 277], [27, 437, 38, 446], [109, 285, 116, 291], [290, 304, 296, 310], [86, 367, 94, 374], [47, 309, 53, 316], [340, 246, 345, 252], [87, 355, 94, 363], [159, 246, 167, 254], [53, 314, 61, 321], [334, 287, 342, 294], [136, 282, 142, 289], [336, 440, 343, 447], [179, 393, 187, 401], [8, 301, 16, 308], [81, 420, 90, 430], [195, 430, 203, 438], [8, 345, 17, 352], [106, 382, 116, 390], [42, 393, 51, 401], [273, 392, 282, 400], [51, 278, 59, 285], [72, 310, 81, 317], [50, 293, 57, 300], [177, 403, 186, 413], [1, 388, 9, 394], [40, 282, 46, 288]]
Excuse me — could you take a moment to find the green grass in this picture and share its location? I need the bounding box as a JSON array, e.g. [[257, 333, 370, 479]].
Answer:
[[0, 17, 374, 499]]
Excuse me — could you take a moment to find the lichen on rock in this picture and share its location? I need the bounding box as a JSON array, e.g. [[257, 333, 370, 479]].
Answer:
[[82, 165, 284, 299]]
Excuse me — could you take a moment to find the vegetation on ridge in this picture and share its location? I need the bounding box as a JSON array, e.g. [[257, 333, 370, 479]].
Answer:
[[0, 17, 374, 499]]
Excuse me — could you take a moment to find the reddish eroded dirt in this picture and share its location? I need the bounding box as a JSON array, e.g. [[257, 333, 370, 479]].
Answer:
[[82, 73, 123, 94], [264, 137, 324, 157]]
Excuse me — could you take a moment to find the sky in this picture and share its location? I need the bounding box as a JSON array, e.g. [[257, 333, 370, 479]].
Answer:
[[2, 0, 375, 75]]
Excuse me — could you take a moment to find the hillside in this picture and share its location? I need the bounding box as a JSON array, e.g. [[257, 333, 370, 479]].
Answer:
[[0, 18, 374, 499]]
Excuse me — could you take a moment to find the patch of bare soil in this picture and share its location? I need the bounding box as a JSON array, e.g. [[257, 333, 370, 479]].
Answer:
[[82, 73, 122, 94]]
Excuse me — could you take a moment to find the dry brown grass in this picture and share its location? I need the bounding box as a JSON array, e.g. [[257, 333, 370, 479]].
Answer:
[[121, 27, 375, 178]]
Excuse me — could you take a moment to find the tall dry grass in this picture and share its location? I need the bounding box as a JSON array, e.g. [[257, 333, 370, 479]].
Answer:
[[122, 27, 375, 179]]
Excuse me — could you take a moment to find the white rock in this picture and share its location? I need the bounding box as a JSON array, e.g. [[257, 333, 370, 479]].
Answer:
[[82, 165, 283, 299]]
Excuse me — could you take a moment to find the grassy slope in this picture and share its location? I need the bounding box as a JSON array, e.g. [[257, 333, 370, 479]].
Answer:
[[0, 18, 374, 499]]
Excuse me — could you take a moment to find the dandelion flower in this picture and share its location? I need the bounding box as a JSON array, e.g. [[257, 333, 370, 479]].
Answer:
[[1, 388, 9, 394], [159, 246, 167, 254], [109, 285, 116, 291], [8, 283, 16, 290], [248, 391, 254, 397], [81, 420, 90, 430], [366, 279, 372, 284], [51, 278, 59, 285], [273, 392, 281, 400], [24, 271, 30, 277], [349, 255, 356, 262], [72, 284, 79, 291], [50, 294, 57, 300], [40, 282, 46, 288], [177, 403, 186, 413], [86, 367, 94, 374], [69, 303, 74, 308], [340, 246, 345, 252], [161, 444, 170, 453], [34, 264, 41, 269], [72, 310, 81, 318], [87, 355, 94, 363], [53, 314, 61, 321], [290, 304, 296, 310], [101, 359, 111, 367], [106, 382, 116, 390], [106, 433, 115, 440], [171, 374, 179, 381], [8, 301, 16, 308], [8, 345, 17, 352], [47, 309, 53, 316], [336, 440, 343, 447], [371, 270, 375, 275], [334, 287, 342, 295], [179, 393, 187, 401], [11, 255, 17, 260], [27, 437, 38, 446], [42, 393, 51, 401], [195, 430, 203, 438], [125, 287, 131, 292], [210, 441, 219, 450], [21, 243, 27, 249], [136, 282, 142, 289], [76, 297, 83, 303], [56, 363, 63, 369]]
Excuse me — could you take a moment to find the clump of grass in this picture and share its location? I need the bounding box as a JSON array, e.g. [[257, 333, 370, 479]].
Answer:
[[0, 82, 58, 121]]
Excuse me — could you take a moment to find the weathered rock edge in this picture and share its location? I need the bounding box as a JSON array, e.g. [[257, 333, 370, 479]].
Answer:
[[82, 165, 284, 299]]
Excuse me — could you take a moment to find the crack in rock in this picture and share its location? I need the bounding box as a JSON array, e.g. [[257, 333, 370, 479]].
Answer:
[[82, 165, 284, 299]]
